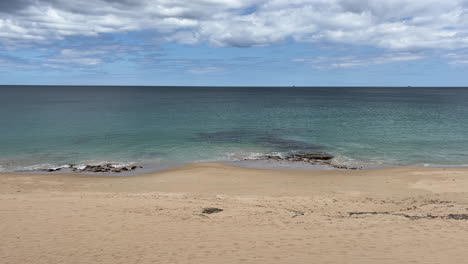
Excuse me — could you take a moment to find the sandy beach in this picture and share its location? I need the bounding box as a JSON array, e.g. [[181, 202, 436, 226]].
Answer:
[[1, 163, 468, 264]]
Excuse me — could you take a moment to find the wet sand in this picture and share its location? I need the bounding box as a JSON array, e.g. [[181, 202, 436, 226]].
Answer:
[[1, 163, 468, 264]]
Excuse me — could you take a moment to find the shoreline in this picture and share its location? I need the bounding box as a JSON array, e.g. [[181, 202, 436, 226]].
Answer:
[[3, 161, 468, 196], [4, 160, 468, 177], [2, 163, 468, 263], [2, 149, 467, 175]]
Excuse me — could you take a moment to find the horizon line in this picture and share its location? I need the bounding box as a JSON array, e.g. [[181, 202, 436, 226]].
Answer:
[[1, 85, 468, 88]]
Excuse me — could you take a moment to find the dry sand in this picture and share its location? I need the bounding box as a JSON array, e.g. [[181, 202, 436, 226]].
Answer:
[[1, 163, 468, 264]]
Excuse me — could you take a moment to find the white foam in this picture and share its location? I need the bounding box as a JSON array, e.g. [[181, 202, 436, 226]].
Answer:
[[22, 163, 56, 171], [330, 154, 404, 169], [228, 159, 335, 170], [329, 155, 362, 168], [421, 163, 468, 168], [13, 163, 72, 172], [222, 151, 288, 161], [74, 160, 137, 169]]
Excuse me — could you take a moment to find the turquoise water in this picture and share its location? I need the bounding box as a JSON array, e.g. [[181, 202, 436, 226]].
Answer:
[[1, 86, 468, 172]]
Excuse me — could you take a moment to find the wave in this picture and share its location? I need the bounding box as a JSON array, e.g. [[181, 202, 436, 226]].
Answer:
[[422, 163, 468, 168], [222, 151, 288, 161], [4, 151, 468, 174], [222, 151, 370, 170], [328, 155, 369, 169]]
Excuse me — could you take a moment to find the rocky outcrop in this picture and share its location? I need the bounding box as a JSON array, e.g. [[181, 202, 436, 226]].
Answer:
[[43, 164, 142, 173], [246, 152, 360, 170]]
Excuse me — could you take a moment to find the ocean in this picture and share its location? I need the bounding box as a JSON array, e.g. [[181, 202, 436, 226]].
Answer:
[[1, 85, 467, 173]]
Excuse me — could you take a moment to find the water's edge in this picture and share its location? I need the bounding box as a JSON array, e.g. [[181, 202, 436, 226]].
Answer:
[[5, 158, 468, 177]]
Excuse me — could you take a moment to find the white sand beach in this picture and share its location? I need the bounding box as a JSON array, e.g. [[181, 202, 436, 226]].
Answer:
[[1, 163, 468, 264]]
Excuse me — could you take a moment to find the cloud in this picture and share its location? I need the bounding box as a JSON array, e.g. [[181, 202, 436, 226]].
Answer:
[[292, 53, 425, 69], [1, 0, 468, 52], [47, 49, 105, 66], [27, 41, 153, 71], [444, 51, 468, 65], [189, 66, 224, 74]]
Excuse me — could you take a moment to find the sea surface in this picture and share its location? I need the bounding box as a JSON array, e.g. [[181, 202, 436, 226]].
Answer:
[[1, 86, 468, 173]]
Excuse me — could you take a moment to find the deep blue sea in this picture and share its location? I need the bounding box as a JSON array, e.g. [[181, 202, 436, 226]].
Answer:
[[1, 86, 468, 172]]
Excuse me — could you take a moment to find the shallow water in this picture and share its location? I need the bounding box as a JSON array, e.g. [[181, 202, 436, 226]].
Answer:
[[1, 86, 467, 172]]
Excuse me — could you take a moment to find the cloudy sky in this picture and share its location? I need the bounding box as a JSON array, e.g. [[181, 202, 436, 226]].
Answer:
[[1, 0, 468, 86]]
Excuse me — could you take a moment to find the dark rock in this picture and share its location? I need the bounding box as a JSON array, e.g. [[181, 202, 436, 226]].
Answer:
[[447, 214, 468, 220], [62, 163, 142, 174], [202, 208, 223, 214], [299, 153, 333, 160], [245, 152, 362, 170], [45, 168, 61, 172]]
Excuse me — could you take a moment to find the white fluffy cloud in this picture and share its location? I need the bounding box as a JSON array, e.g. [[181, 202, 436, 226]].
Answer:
[[1, 0, 468, 50]]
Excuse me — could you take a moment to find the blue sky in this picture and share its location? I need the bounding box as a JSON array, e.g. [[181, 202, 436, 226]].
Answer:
[[1, 0, 468, 86]]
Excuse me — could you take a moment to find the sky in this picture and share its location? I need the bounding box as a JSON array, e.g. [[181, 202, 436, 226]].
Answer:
[[1, 0, 468, 86]]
